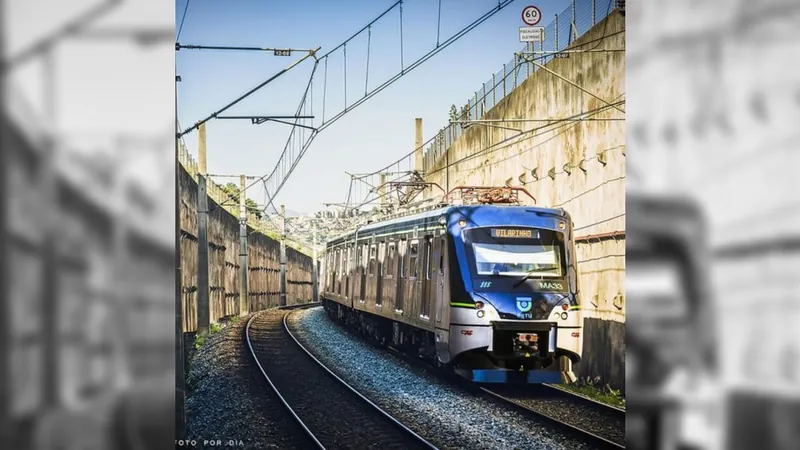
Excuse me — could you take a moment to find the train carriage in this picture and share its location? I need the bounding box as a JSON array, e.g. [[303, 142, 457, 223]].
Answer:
[[321, 187, 582, 384]]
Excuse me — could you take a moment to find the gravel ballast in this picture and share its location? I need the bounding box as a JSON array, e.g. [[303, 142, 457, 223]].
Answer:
[[247, 309, 431, 450], [288, 307, 596, 450], [185, 314, 316, 449], [485, 385, 625, 445]]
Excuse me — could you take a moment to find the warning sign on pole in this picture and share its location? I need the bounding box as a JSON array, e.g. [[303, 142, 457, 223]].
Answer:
[[519, 26, 545, 42]]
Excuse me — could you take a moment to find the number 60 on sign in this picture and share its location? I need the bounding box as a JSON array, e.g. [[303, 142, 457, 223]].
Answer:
[[521, 5, 541, 26]]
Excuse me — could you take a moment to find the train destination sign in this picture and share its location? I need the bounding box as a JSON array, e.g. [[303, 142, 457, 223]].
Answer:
[[491, 228, 536, 238]]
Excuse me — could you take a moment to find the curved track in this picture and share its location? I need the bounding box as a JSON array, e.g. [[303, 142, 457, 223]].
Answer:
[[246, 305, 436, 450]]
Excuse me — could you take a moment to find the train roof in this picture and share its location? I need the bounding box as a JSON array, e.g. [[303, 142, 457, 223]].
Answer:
[[325, 203, 568, 247]]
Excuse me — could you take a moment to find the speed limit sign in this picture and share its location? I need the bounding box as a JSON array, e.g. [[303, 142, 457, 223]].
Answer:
[[521, 6, 541, 26]]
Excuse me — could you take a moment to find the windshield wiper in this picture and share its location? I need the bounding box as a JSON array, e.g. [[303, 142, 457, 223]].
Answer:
[[512, 269, 538, 288]]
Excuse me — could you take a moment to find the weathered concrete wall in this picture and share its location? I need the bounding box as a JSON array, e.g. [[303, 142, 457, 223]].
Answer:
[[424, 11, 626, 388], [179, 167, 313, 333]]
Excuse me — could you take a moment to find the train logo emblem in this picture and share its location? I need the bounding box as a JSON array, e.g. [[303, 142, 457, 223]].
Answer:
[[516, 297, 533, 312]]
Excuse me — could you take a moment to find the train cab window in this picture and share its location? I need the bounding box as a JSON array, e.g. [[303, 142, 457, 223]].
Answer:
[[409, 241, 419, 278], [386, 242, 396, 278]]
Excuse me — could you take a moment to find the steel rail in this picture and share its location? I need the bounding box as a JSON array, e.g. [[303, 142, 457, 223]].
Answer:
[[479, 387, 625, 449], [330, 313, 625, 449], [245, 309, 325, 450], [283, 308, 438, 450]]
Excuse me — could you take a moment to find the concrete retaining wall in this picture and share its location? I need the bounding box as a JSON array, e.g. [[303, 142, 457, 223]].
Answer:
[[179, 167, 314, 333]]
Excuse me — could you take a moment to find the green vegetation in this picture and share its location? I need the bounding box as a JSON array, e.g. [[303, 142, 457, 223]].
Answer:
[[559, 376, 626, 409], [195, 322, 224, 350], [220, 182, 263, 220]]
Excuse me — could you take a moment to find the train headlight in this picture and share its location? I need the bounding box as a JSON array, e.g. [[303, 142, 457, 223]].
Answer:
[[561, 304, 569, 311], [558, 221, 566, 230], [475, 301, 484, 310], [458, 219, 467, 227], [561, 312, 568, 320], [477, 310, 485, 318]]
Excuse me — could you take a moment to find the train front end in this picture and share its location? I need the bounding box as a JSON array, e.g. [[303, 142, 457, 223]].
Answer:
[[441, 205, 582, 384]]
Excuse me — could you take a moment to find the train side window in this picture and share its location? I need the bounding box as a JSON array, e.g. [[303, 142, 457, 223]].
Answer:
[[349, 245, 354, 271], [386, 242, 396, 278], [334, 249, 339, 272], [362, 244, 368, 274], [399, 239, 407, 278], [378, 242, 386, 275], [409, 241, 419, 278], [425, 239, 432, 280], [439, 238, 445, 273], [368, 244, 377, 275]]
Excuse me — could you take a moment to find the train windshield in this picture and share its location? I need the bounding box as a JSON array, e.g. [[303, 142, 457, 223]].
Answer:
[[472, 243, 562, 277], [464, 227, 566, 279]]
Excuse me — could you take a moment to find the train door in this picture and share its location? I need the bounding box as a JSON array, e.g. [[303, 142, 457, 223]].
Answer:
[[359, 243, 367, 303], [376, 241, 385, 308], [408, 240, 420, 316], [396, 239, 406, 312], [420, 236, 433, 318], [435, 235, 447, 324], [334, 248, 340, 296], [367, 243, 377, 304], [344, 245, 351, 299]]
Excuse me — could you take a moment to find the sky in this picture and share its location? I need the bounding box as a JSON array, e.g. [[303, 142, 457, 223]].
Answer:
[[176, 0, 572, 215]]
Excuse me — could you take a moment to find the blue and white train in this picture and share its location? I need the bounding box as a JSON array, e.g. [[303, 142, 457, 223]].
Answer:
[[321, 187, 582, 383]]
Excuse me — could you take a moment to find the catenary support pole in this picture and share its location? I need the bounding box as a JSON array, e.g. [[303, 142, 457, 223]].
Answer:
[[239, 174, 248, 316], [197, 123, 210, 335], [312, 224, 318, 302], [279, 204, 287, 306]]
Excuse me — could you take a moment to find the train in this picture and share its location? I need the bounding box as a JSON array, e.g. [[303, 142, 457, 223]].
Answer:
[[321, 187, 582, 384]]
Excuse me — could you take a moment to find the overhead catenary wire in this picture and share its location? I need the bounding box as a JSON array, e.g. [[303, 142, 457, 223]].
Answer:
[[177, 0, 192, 41], [249, 0, 517, 208]]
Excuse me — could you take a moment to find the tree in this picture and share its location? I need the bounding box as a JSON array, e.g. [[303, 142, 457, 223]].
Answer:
[[448, 104, 458, 123], [219, 182, 263, 220], [245, 198, 263, 220]]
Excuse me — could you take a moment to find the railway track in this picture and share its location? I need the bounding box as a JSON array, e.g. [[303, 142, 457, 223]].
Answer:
[[392, 350, 626, 449], [246, 304, 436, 450], [321, 309, 625, 449], [481, 384, 626, 448]]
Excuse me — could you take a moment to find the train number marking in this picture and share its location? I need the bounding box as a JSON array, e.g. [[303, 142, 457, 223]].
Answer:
[[461, 330, 474, 336], [571, 332, 580, 337]]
